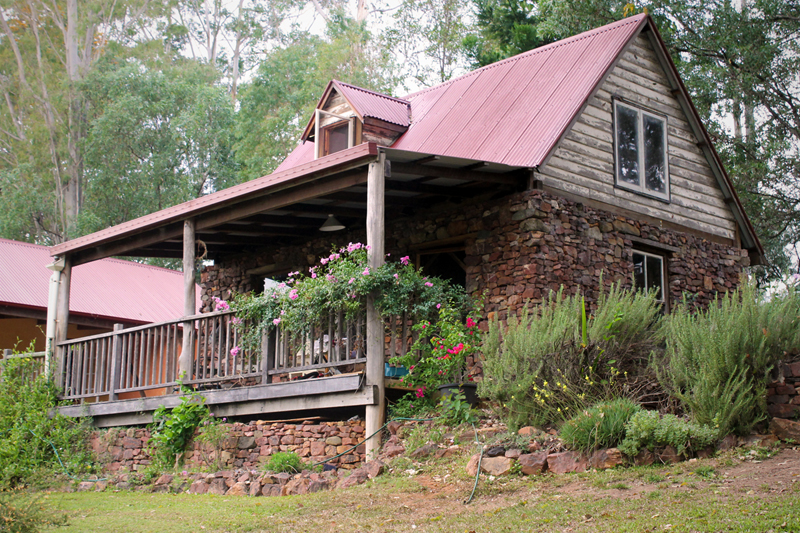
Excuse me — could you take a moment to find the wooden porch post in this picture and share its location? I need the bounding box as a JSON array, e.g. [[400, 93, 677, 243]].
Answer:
[[179, 219, 196, 381], [365, 152, 386, 459], [54, 256, 72, 389]]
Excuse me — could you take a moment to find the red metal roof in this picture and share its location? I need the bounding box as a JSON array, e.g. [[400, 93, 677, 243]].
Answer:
[[287, 15, 647, 169], [51, 143, 379, 257], [334, 81, 411, 127], [1, 238, 199, 323]]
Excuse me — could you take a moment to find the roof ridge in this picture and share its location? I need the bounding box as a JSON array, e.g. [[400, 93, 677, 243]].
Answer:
[[333, 80, 410, 105], [403, 14, 646, 100]]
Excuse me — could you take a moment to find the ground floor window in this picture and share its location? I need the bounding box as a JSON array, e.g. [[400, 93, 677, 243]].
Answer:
[[632, 250, 665, 308]]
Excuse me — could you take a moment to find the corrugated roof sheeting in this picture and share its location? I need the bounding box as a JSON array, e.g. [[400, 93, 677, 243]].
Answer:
[[1, 238, 198, 323], [335, 81, 410, 127]]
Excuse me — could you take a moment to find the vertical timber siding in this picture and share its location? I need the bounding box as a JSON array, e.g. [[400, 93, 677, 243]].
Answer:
[[537, 32, 738, 242]]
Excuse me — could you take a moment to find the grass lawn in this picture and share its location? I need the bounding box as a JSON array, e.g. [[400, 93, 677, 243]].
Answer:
[[51, 447, 800, 532]]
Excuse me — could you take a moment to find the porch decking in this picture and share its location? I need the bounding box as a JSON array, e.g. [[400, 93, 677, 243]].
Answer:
[[54, 308, 413, 427]]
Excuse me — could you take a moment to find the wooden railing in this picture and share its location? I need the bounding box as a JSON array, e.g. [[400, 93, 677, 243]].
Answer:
[[56, 305, 422, 403], [57, 311, 257, 402], [0, 350, 46, 383]]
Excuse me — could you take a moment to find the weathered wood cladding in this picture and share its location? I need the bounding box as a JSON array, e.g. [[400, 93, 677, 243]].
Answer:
[[537, 33, 737, 242], [318, 90, 407, 148]]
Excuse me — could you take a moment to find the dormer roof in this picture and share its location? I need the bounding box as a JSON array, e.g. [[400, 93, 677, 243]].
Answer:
[[300, 80, 411, 142]]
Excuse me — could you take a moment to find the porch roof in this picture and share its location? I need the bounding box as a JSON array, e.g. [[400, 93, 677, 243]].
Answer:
[[50, 143, 528, 266]]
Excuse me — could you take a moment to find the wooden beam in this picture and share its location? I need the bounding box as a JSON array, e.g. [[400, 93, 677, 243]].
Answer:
[[54, 256, 72, 389], [365, 152, 386, 460], [386, 179, 478, 198], [71, 223, 184, 266], [179, 219, 196, 380], [391, 162, 525, 185]]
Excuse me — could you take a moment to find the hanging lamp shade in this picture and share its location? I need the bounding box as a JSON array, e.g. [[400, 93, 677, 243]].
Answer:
[[319, 214, 345, 232]]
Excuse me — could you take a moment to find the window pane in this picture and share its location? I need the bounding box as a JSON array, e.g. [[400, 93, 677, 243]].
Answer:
[[643, 115, 666, 194], [633, 252, 646, 290], [616, 105, 640, 186], [325, 123, 349, 155], [646, 255, 663, 301]]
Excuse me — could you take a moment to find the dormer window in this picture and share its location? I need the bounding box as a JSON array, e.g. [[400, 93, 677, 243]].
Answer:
[[315, 109, 354, 158], [614, 100, 669, 201]]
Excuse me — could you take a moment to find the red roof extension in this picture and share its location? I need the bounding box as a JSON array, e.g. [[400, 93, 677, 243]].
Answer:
[[1, 238, 199, 324]]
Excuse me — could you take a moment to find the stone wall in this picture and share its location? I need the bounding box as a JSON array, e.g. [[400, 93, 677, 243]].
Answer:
[[90, 419, 366, 473], [768, 358, 800, 419], [201, 188, 749, 321]]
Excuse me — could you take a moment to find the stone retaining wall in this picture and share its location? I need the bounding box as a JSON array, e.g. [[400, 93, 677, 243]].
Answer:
[[768, 358, 800, 419], [90, 419, 366, 473]]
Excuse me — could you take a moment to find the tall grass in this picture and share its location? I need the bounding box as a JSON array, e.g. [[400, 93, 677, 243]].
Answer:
[[479, 283, 663, 429], [660, 281, 800, 436]]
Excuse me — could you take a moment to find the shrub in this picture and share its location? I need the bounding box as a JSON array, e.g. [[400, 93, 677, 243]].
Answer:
[[388, 392, 438, 420], [0, 350, 95, 487], [0, 491, 67, 532], [559, 398, 641, 452], [149, 384, 209, 469], [264, 451, 304, 474], [660, 281, 800, 436], [618, 410, 719, 457], [195, 416, 230, 471], [479, 283, 663, 429]]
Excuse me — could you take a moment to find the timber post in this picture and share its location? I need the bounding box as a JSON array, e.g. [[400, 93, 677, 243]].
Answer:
[[108, 323, 124, 401], [179, 218, 196, 382], [54, 255, 72, 390], [365, 152, 387, 459]]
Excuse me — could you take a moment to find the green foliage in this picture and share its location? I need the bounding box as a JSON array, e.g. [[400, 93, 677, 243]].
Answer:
[[232, 244, 474, 354], [392, 306, 482, 396], [264, 452, 304, 474], [0, 348, 95, 488], [660, 281, 800, 436], [195, 417, 231, 472], [439, 390, 477, 425], [148, 384, 210, 469], [618, 410, 719, 458], [388, 393, 438, 420], [559, 398, 641, 453], [479, 283, 663, 429], [463, 0, 554, 69], [0, 491, 68, 532]]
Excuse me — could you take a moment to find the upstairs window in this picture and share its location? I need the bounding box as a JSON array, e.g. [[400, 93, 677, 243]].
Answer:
[[614, 101, 669, 200], [632, 249, 665, 309], [322, 122, 350, 156]]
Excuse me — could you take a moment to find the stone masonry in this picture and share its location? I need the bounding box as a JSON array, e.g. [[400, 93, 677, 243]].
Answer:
[[768, 357, 800, 419], [90, 420, 366, 473]]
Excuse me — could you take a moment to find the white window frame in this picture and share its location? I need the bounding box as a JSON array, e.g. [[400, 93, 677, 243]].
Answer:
[[632, 249, 666, 309], [314, 109, 355, 159], [613, 99, 670, 201]]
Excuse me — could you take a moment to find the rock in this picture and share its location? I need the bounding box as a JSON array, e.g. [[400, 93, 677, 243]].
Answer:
[[387, 421, 403, 435], [546, 452, 587, 474], [612, 220, 640, 236], [363, 460, 385, 479], [208, 478, 227, 495], [485, 446, 506, 457], [226, 482, 248, 496], [382, 444, 406, 458], [517, 452, 548, 475], [466, 454, 480, 477], [505, 449, 522, 459], [308, 480, 329, 493], [695, 447, 715, 459], [583, 226, 603, 241], [517, 426, 537, 437], [310, 441, 326, 456], [599, 221, 614, 233], [520, 219, 549, 233], [122, 437, 140, 449], [718, 434, 739, 451], [480, 456, 514, 476], [281, 477, 309, 496], [274, 473, 291, 485], [658, 446, 680, 465], [634, 449, 655, 466], [77, 482, 95, 492], [189, 481, 209, 495], [155, 474, 173, 485], [238, 436, 256, 450], [249, 481, 261, 497], [325, 436, 342, 446], [410, 443, 439, 459], [589, 448, 625, 470], [93, 480, 108, 492], [770, 418, 800, 442], [336, 469, 368, 489], [435, 447, 460, 459]]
